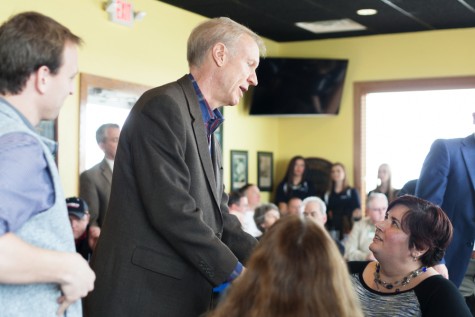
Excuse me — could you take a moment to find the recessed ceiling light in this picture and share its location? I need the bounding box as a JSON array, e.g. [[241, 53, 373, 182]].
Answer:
[[357, 9, 378, 16], [295, 19, 366, 34]]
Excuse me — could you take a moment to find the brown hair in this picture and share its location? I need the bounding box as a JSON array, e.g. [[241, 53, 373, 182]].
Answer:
[[208, 216, 363, 317], [328, 162, 350, 192], [282, 155, 308, 194], [0, 11, 82, 95], [390, 195, 453, 267]]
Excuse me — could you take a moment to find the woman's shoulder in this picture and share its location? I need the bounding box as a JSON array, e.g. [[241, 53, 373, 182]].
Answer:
[[415, 275, 472, 316]]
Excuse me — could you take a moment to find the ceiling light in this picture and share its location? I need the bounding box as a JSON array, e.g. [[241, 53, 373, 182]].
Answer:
[[295, 19, 366, 34], [357, 9, 378, 16]]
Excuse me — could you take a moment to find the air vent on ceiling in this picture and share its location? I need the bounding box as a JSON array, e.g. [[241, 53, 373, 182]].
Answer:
[[295, 19, 366, 34]]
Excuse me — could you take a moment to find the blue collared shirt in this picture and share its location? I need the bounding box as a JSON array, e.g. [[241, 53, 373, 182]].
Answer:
[[0, 98, 54, 236], [189, 74, 224, 146]]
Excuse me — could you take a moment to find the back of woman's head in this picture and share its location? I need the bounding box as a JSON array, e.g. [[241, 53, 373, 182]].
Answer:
[[208, 216, 363, 317]]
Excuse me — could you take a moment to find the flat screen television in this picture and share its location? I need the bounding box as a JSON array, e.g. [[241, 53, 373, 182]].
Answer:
[[249, 57, 349, 116]]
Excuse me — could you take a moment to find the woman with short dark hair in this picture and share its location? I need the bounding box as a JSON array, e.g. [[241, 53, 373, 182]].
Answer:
[[349, 195, 471, 316]]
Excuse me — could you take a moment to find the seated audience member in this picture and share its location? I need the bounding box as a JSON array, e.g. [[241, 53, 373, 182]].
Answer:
[[368, 163, 399, 202], [344, 192, 388, 261], [66, 197, 95, 261], [274, 156, 317, 214], [302, 196, 344, 255], [348, 195, 471, 317], [227, 191, 248, 225], [239, 184, 262, 237], [324, 162, 361, 241], [253, 203, 280, 236], [208, 216, 363, 317], [398, 179, 418, 197], [285, 197, 302, 216]]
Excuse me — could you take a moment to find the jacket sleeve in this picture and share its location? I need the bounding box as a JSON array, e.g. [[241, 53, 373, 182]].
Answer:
[[220, 190, 258, 265], [416, 139, 449, 205], [79, 171, 100, 227]]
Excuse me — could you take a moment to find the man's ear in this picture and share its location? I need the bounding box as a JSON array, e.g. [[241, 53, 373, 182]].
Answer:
[[212, 42, 227, 67], [98, 141, 106, 152], [35, 65, 51, 94]]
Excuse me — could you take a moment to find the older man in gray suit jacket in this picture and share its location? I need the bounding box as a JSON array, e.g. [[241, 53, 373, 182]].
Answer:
[[85, 17, 266, 317]]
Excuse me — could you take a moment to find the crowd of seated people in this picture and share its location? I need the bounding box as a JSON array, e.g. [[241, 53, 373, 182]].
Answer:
[[221, 156, 473, 316]]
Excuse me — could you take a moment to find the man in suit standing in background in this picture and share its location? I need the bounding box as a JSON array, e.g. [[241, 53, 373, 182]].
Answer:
[[86, 17, 266, 317], [416, 112, 475, 294], [80, 123, 120, 245]]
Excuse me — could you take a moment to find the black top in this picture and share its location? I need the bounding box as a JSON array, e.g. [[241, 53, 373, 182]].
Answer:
[[348, 261, 471, 317], [75, 226, 93, 261], [274, 179, 317, 204], [324, 187, 360, 239]]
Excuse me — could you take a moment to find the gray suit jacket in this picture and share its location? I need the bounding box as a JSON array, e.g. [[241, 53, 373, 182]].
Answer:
[[85, 75, 257, 317], [79, 159, 112, 227]]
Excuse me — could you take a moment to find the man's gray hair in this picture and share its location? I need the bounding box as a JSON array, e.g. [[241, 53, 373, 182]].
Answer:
[[96, 123, 120, 144], [187, 17, 266, 68], [301, 196, 327, 215], [366, 192, 388, 208]]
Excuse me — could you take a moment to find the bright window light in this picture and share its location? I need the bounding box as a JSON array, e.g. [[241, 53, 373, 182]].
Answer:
[[365, 89, 474, 191]]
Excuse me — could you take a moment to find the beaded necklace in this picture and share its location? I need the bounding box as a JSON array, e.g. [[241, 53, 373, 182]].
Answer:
[[373, 262, 427, 293]]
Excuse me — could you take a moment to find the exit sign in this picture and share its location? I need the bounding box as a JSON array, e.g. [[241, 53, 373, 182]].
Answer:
[[107, 0, 134, 27]]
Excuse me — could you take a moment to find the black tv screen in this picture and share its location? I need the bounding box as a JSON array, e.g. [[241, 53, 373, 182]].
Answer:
[[249, 57, 348, 116]]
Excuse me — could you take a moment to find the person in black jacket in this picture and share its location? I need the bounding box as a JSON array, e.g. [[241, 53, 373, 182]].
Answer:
[[66, 197, 94, 261]]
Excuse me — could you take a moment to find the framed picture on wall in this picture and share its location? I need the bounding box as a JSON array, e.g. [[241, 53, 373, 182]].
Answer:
[[230, 150, 248, 191], [257, 151, 273, 191]]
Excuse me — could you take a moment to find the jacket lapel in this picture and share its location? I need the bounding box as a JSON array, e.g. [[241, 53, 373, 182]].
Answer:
[[177, 76, 220, 206], [100, 159, 112, 184], [462, 134, 475, 192]]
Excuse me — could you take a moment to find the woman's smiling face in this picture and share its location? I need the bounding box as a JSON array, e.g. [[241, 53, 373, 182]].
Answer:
[[370, 205, 412, 261]]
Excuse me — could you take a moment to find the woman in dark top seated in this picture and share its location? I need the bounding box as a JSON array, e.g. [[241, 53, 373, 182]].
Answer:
[[348, 195, 471, 317]]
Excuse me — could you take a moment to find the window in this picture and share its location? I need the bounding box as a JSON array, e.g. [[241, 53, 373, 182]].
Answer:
[[354, 77, 475, 197]]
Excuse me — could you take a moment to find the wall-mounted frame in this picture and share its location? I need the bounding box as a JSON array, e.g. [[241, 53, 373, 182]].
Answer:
[[257, 151, 273, 191], [79, 73, 150, 173], [230, 150, 248, 191]]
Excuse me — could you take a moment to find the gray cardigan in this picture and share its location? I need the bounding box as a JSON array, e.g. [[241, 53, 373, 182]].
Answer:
[[0, 100, 81, 317]]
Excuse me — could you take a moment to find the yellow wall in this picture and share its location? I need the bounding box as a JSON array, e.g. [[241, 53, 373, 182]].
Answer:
[[273, 29, 475, 189], [2, 0, 475, 203], [0, 0, 279, 201]]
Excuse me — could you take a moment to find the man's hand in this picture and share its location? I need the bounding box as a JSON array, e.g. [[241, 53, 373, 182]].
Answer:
[[57, 253, 95, 316], [88, 226, 101, 251]]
